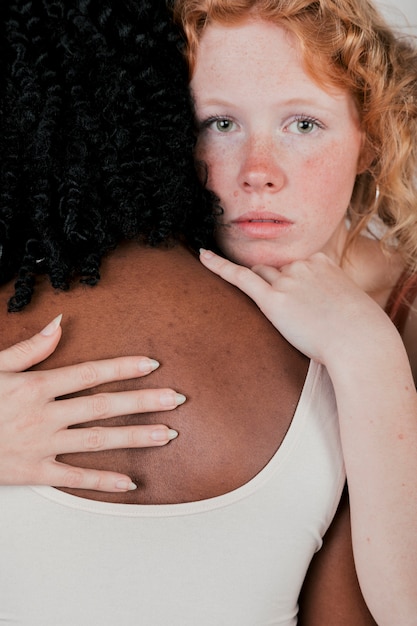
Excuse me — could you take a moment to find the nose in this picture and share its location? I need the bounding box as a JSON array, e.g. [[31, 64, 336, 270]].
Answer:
[[238, 137, 285, 193]]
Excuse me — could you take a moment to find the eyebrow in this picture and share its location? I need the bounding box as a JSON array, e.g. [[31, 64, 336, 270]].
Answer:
[[192, 94, 344, 114]]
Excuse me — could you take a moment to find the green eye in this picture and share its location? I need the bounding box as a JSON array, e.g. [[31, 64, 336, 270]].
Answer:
[[296, 119, 315, 133], [215, 119, 234, 132], [287, 116, 322, 135]]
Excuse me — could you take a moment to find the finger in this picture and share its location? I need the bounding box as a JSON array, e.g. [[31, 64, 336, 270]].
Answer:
[[200, 248, 271, 301], [34, 356, 163, 399], [0, 314, 62, 372], [54, 423, 179, 455], [44, 461, 139, 492], [251, 264, 281, 284], [51, 388, 187, 427]]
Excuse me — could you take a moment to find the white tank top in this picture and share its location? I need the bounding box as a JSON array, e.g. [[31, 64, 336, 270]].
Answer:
[[0, 361, 345, 625]]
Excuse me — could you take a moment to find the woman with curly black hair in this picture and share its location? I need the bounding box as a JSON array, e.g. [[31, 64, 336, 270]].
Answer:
[[0, 0, 215, 305], [0, 2, 379, 624], [0, 0, 218, 491]]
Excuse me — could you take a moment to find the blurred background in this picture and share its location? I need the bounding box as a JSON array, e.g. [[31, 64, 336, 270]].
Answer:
[[376, 0, 417, 33]]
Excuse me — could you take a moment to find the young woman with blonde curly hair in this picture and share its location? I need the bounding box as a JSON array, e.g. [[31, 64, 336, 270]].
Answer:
[[172, 0, 417, 622]]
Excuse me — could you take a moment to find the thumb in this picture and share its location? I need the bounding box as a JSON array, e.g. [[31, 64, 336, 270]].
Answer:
[[0, 314, 63, 372]]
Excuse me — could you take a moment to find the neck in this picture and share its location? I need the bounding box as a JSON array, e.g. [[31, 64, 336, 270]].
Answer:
[[321, 220, 349, 267]]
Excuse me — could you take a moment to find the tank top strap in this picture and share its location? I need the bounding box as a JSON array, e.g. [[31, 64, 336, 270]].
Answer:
[[385, 270, 417, 335]]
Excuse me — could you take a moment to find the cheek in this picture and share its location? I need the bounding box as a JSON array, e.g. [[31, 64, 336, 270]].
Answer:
[[301, 142, 359, 212]]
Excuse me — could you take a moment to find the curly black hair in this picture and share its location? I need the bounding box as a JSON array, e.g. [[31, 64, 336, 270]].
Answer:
[[0, 0, 216, 311]]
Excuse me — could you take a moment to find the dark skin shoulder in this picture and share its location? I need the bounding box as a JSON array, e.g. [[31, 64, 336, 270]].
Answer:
[[0, 241, 308, 504], [0, 241, 377, 622]]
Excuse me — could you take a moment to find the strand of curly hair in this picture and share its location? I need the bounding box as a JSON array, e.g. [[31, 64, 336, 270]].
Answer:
[[0, 0, 215, 311]]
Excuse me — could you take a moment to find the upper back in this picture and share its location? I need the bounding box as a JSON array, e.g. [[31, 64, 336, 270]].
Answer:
[[0, 242, 308, 503]]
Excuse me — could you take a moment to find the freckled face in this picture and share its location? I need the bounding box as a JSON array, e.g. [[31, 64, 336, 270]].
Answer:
[[190, 19, 365, 268]]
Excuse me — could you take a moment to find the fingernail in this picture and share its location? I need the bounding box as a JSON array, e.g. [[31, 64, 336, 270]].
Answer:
[[138, 358, 160, 373], [115, 480, 137, 491], [160, 392, 187, 407], [151, 428, 179, 442], [40, 314, 63, 336], [199, 248, 214, 259]]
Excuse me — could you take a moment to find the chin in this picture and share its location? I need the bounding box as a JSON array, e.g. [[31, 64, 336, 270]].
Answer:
[[228, 248, 293, 270], [217, 236, 306, 269]]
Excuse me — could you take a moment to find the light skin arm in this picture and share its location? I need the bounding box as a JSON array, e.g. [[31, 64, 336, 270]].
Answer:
[[200, 249, 417, 625], [0, 315, 182, 492]]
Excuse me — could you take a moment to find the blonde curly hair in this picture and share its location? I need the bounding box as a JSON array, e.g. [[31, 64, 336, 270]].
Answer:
[[173, 0, 417, 272]]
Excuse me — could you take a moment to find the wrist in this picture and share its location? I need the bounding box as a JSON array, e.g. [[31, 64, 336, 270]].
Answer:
[[325, 323, 414, 395]]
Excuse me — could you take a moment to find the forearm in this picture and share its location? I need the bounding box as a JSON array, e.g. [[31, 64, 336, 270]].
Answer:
[[328, 329, 417, 624], [197, 250, 417, 621]]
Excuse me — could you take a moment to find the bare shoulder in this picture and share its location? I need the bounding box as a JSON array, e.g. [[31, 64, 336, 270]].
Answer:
[[350, 235, 404, 306], [0, 241, 309, 504], [358, 239, 417, 385]]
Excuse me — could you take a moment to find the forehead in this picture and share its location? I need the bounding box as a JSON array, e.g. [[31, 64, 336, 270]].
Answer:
[[193, 19, 298, 80], [191, 18, 346, 105]]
